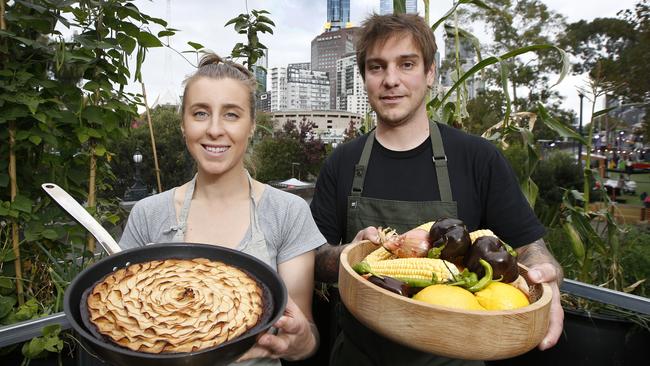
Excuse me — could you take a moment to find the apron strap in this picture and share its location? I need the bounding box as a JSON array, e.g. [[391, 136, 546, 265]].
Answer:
[[351, 130, 375, 197], [429, 121, 453, 202], [174, 174, 197, 241]]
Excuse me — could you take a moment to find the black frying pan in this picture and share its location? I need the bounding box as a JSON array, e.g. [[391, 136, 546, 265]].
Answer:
[[42, 183, 287, 366]]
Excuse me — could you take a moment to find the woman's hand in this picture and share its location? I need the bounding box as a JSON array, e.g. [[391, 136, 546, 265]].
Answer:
[[237, 296, 318, 362]]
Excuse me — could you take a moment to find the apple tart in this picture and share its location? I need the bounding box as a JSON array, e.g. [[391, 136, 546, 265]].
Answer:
[[86, 258, 264, 353]]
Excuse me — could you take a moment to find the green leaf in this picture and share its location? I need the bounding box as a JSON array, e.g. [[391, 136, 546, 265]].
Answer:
[[12, 194, 32, 214], [0, 248, 16, 262], [429, 44, 565, 112], [187, 41, 205, 50], [537, 102, 587, 144], [256, 15, 276, 27], [76, 131, 90, 143], [28, 134, 42, 146], [0, 295, 17, 319], [117, 33, 136, 54], [41, 229, 58, 240], [82, 105, 104, 122], [592, 103, 647, 119], [136, 31, 163, 48], [94, 145, 107, 156], [432, 0, 494, 32], [0, 278, 13, 290], [157, 30, 175, 38]]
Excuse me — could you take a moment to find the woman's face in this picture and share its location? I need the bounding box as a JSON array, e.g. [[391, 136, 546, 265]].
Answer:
[[182, 77, 254, 177]]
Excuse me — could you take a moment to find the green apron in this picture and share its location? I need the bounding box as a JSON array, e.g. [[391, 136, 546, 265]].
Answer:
[[331, 121, 484, 366]]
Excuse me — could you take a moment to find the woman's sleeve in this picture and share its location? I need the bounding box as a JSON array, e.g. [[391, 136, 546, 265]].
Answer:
[[118, 201, 149, 249], [277, 197, 326, 265]]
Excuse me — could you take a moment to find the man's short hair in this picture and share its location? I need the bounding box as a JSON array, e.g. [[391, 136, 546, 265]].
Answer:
[[356, 13, 437, 80]]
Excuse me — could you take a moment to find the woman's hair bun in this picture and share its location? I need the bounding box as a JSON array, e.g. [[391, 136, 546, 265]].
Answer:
[[198, 53, 223, 68]]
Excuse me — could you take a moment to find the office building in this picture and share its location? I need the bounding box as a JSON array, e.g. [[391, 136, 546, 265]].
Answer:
[[269, 65, 330, 111], [379, 0, 418, 14], [326, 0, 351, 31], [439, 27, 483, 100], [252, 50, 268, 93], [336, 53, 371, 115], [311, 27, 358, 109]]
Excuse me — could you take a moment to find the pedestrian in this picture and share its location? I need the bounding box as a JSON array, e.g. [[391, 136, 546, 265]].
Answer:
[[310, 13, 563, 366]]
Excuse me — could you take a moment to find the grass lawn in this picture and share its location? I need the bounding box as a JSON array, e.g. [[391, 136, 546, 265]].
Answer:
[[605, 171, 650, 206]]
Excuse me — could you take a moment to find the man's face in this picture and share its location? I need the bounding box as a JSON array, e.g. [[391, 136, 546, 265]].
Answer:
[[364, 33, 435, 127]]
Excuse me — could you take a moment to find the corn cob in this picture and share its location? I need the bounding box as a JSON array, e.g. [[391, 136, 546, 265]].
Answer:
[[364, 246, 395, 262], [353, 258, 459, 287], [469, 229, 496, 243], [415, 221, 434, 232]]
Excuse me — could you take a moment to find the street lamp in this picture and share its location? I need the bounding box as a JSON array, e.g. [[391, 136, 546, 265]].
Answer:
[[578, 92, 584, 166], [291, 162, 301, 180], [123, 149, 149, 202]]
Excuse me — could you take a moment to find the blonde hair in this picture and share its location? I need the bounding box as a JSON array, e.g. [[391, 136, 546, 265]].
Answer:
[[181, 53, 257, 120]]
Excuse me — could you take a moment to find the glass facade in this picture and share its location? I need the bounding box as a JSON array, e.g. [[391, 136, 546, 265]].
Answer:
[[326, 0, 350, 31], [379, 0, 418, 15]]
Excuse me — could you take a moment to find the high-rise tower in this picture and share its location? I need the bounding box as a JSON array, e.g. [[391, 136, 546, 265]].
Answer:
[[379, 0, 418, 15], [326, 0, 351, 31]]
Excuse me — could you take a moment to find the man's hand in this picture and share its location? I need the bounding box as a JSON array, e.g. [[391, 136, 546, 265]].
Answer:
[[517, 239, 564, 351], [352, 226, 381, 244], [237, 297, 317, 362]]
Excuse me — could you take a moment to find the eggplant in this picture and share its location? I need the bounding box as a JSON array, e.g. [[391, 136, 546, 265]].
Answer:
[[429, 218, 465, 243], [367, 275, 411, 297], [463, 236, 519, 283], [427, 218, 470, 264]]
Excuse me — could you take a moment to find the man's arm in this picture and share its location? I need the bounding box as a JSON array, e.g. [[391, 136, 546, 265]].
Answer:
[[315, 243, 346, 284], [516, 238, 564, 284], [516, 238, 565, 350]]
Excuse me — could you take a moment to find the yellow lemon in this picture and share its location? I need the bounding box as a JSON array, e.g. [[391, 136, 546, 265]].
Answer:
[[475, 282, 530, 310], [413, 284, 485, 311]]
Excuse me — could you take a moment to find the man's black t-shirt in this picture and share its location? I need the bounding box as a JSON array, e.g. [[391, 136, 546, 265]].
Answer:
[[310, 122, 546, 248]]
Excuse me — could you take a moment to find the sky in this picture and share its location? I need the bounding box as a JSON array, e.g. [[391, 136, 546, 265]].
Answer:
[[125, 0, 641, 123]]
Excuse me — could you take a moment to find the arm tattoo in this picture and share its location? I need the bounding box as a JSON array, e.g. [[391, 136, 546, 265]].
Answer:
[[315, 243, 346, 284], [516, 238, 564, 285]]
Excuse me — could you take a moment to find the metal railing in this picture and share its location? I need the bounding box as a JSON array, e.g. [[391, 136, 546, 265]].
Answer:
[[0, 279, 647, 349]]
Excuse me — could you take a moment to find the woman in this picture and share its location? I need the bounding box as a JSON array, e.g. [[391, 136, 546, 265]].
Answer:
[[119, 53, 324, 364]]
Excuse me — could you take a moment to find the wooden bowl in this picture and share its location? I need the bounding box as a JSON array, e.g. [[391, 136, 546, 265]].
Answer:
[[338, 241, 552, 361]]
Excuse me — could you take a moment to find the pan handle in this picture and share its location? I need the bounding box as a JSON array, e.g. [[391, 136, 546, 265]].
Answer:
[[42, 183, 122, 255]]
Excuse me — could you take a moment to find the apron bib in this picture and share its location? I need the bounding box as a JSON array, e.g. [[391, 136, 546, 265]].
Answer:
[[332, 122, 482, 366], [174, 173, 277, 366]]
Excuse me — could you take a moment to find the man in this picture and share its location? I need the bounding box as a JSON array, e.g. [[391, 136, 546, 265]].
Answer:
[[310, 13, 564, 366]]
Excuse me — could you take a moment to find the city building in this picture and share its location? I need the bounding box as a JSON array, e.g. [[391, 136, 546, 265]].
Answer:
[[439, 26, 484, 100], [311, 27, 358, 109], [336, 53, 371, 115], [270, 109, 363, 143], [251, 50, 268, 93], [269, 65, 330, 111], [326, 0, 351, 31], [379, 0, 418, 14], [256, 91, 271, 112]]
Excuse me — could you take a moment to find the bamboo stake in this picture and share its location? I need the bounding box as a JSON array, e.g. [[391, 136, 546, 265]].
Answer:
[[141, 82, 162, 193], [86, 146, 96, 253], [3, 0, 24, 306]]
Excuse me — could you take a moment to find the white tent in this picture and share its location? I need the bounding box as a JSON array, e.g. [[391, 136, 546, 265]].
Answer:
[[277, 178, 311, 187]]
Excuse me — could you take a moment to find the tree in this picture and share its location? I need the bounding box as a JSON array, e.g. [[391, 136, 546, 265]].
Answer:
[[105, 106, 194, 199], [253, 118, 326, 182], [343, 119, 360, 142], [225, 9, 275, 71], [464, 0, 567, 106], [559, 0, 649, 102]]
